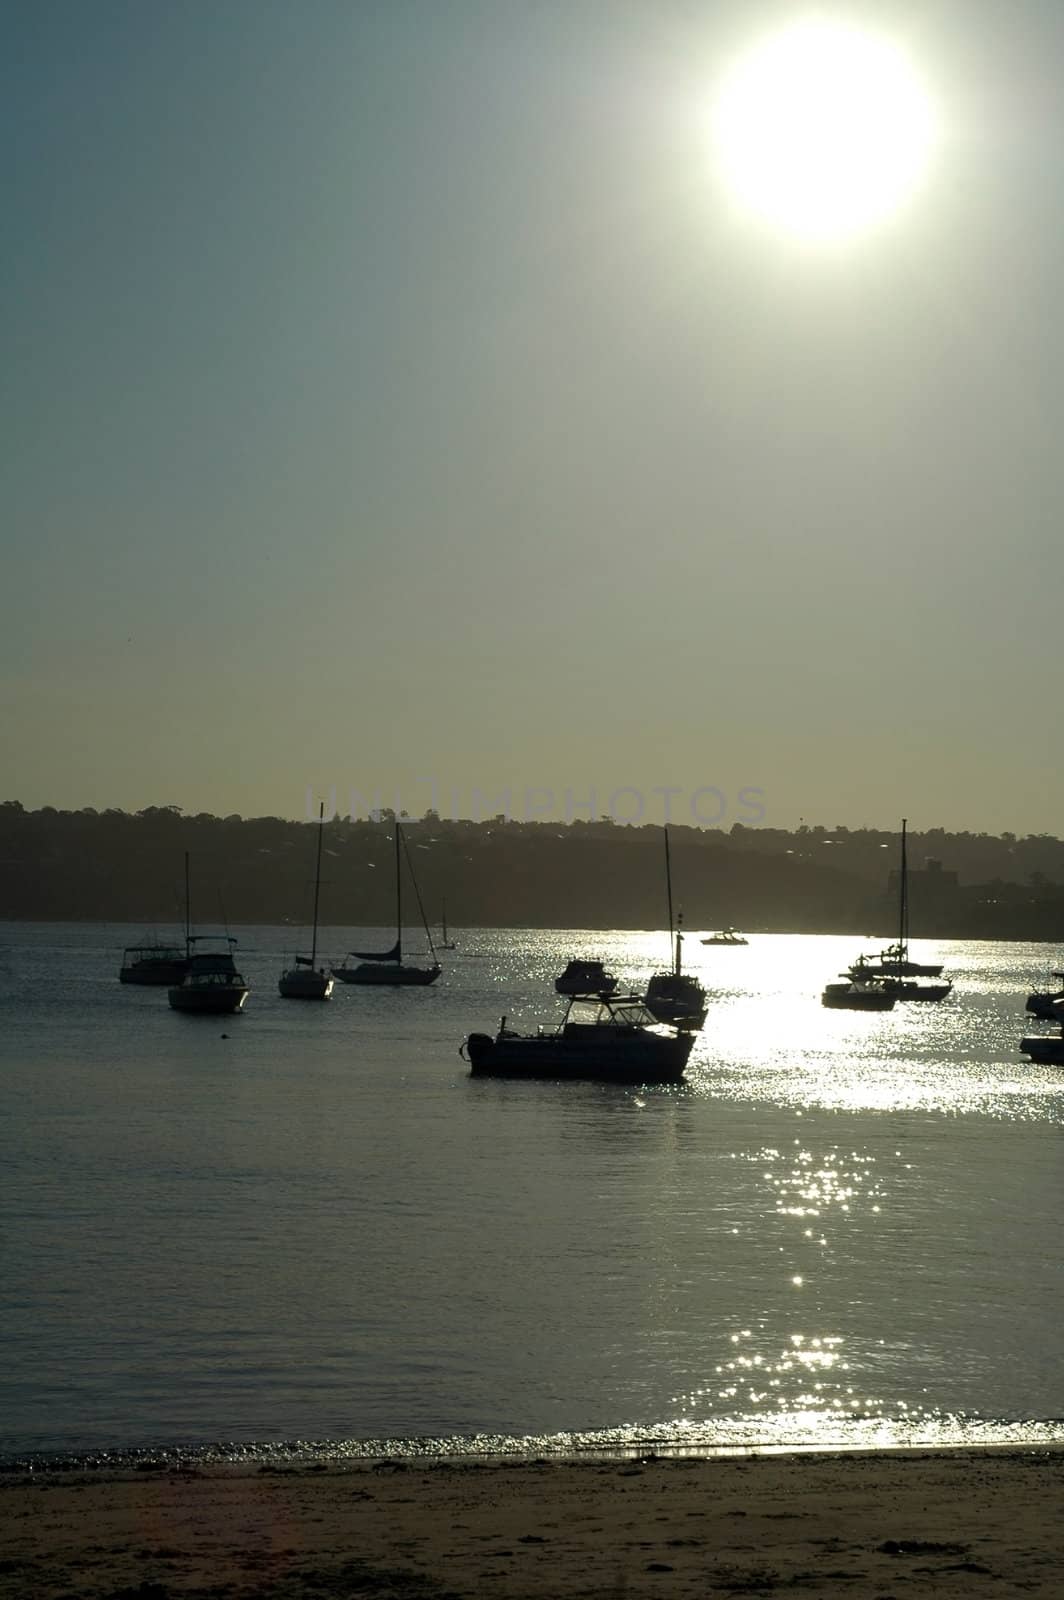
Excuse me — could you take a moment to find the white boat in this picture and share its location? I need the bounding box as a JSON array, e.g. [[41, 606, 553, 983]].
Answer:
[[461, 993, 694, 1083], [701, 928, 748, 946], [554, 958, 619, 997], [847, 820, 951, 1001], [332, 822, 442, 987], [169, 936, 249, 1014], [821, 978, 896, 1011], [279, 803, 333, 1000], [644, 827, 707, 1030]]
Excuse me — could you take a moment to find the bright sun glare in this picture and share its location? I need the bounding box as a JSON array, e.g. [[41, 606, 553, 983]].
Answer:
[[713, 17, 937, 242]]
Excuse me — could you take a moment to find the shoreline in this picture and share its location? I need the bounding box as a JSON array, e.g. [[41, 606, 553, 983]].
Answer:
[[3, 1447, 1063, 1598]]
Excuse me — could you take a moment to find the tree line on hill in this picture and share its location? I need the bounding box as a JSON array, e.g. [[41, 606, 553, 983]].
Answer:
[[1, 800, 1063, 940]]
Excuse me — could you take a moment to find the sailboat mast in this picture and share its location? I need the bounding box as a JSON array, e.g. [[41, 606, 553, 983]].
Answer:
[[395, 821, 403, 965], [184, 851, 191, 956], [664, 826, 679, 975], [310, 802, 324, 967], [899, 818, 909, 955]]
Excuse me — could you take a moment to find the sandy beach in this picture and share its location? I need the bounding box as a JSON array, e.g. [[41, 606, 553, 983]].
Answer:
[[2, 1449, 1062, 1598]]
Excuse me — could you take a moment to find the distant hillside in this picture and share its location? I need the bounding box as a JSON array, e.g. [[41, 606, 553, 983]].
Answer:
[[2, 801, 1063, 939]]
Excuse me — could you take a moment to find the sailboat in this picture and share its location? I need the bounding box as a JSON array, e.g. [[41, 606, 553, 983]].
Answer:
[[643, 826, 708, 1030], [438, 900, 457, 951], [847, 819, 952, 1002], [331, 821, 442, 986], [278, 803, 334, 999]]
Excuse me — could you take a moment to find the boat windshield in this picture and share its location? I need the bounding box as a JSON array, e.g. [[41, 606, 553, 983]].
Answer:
[[124, 945, 185, 961], [566, 997, 659, 1028]]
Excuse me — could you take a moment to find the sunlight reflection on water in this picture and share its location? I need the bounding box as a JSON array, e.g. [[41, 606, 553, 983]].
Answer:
[[1, 926, 1062, 1461]]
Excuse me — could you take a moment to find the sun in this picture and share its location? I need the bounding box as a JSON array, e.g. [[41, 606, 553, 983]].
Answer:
[[712, 17, 937, 242]]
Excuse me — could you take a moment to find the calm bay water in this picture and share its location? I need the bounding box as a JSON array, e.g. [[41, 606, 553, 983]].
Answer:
[[1, 922, 1062, 1463]]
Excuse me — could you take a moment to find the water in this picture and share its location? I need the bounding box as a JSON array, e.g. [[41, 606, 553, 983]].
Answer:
[[1, 923, 1062, 1464]]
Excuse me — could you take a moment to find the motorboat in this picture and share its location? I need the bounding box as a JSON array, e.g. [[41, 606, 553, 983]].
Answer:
[[1025, 971, 1064, 1019], [279, 802, 334, 999], [119, 853, 191, 984], [1020, 1030, 1064, 1064], [461, 993, 694, 1083], [168, 937, 249, 1014], [701, 929, 748, 947], [643, 827, 707, 1030], [332, 821, 441, 986], [846, 821, 951, 1001], [554, 958, 619, 997], [821, 978, 896, 1011], [119, 942, 189, 985]]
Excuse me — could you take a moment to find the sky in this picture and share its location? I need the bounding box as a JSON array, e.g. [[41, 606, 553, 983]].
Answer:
[[4, 0, 1064, 833]]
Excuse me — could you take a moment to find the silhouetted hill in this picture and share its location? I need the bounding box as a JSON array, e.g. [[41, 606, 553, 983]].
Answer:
[[2, 801, 1064, 939]]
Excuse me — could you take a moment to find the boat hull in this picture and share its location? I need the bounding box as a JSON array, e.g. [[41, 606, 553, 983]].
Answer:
[[278, 969, 334, 999], [644, 1004, 707, 1031], [555, 980, 619, 997], [554, 961, 618, 997], [863, 961, 943, 978], [464, 1029, 693, 1084], [1020, 1035, 1064, 1063], [120, 961, 189, 985], [168, 985, 248, 1014], [332, 963, 441, 986], [874, 979, 952, 1002], [1025, 993, 1064, 1019], [822, 984, 895, 1011]]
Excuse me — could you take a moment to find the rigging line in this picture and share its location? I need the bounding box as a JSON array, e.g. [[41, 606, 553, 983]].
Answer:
[[400, 825, 438, 962]]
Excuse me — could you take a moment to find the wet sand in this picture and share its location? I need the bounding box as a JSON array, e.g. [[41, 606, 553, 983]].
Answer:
[[2, 1449, 1062, 1598]]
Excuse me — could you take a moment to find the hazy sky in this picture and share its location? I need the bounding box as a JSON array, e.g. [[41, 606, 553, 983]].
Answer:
[[5, 0, 1063, 832]]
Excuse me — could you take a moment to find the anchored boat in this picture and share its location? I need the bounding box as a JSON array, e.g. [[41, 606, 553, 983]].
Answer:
[[821, 977, 896, 1011], [119, 854, 192, 984], [168, 936, 249, 1015], [332, 821, 441, 987], [1025, 970, 1064, 1020], [554, 958, 619, 997], [462, 993, 694, 1084], [119, 942, 189, 986], [278, 802, 333, 1000], [644, 827, 707, 1030], [846, 820, 951, 1002], [1020, 1029, 1064, 1064]]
